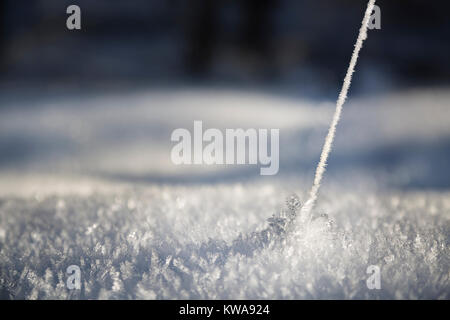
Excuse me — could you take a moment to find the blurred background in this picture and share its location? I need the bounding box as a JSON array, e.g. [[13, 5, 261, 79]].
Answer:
[[1, 0, 449, 91], [0, 0, 449, 193]]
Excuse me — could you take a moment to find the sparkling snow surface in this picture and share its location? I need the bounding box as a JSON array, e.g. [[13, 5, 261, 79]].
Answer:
[[0, 88, 449, 299]]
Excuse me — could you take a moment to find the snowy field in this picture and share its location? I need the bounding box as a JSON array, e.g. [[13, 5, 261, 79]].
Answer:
[[0, 87, 449, 299]]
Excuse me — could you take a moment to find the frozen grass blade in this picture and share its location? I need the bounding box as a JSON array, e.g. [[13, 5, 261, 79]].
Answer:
[[296, 0, 377, 226]]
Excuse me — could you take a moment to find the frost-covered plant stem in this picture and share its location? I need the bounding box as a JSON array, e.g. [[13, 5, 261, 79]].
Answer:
[[297, 0, 376, 225]]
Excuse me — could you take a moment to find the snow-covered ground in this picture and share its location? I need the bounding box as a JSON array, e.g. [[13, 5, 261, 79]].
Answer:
[[0, 87, 449, 299]]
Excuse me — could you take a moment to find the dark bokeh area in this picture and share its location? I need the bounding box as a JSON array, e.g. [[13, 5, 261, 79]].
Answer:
[[0, 0, 449, 95]]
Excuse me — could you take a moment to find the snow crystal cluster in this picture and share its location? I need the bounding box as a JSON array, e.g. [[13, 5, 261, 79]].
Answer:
[[0, 184, 448, 299]]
